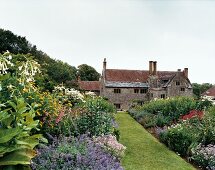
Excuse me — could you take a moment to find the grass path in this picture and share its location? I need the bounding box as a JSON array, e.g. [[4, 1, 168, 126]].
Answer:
[[115, 112, 196, 170]]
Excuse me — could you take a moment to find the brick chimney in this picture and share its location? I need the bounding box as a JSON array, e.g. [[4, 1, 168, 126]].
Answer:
[[102, 58, 107, 80], [149, 61, 153, 75], [103, 58, 107, 71], [153, 61, 157, 75], [183, 68, 188, 78]]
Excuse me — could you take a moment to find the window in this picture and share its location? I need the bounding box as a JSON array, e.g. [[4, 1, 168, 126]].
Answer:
[[176, 81, 180, 86], [114, 89, 121, 93], [161, 94, 165, 99], [151, 93, 153, 98], [181, 88, 185, 92], [114, 104, 121, 109], [140, 89, 148, 94], [134, 89, 139, 93]]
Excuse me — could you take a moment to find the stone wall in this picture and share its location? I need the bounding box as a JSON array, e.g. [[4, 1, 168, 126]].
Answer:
[[101, 87, 148, 110], [166, 75, 193, 97]]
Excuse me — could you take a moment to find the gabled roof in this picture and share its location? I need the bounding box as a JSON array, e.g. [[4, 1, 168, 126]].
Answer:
[[105, 69, 177, 83], [79, 81, 100, 91], [202, 86, 215, 97], [105, 69, 149, 82]]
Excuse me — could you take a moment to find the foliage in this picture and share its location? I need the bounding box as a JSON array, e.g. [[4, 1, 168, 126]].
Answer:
[[0, 52, 47, 169], [78, 64, 100, 81], [75, 97, 116, 136], [129, 97, 212, 128], [192, 83, 213, 99], [31, 135, 124, 170], [191, 144, 215, 170], [0, 98, 47, 169], [42, 94, 117, 138], [46, 60, 77, 85], [160, 109, 215, 159], [0, 28, 78, 91], [159, 121, 199, 156]]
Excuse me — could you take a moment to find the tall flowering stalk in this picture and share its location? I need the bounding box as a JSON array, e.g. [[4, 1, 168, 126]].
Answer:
[[0, 51, 13, 75], [18, 57, 41, 84]]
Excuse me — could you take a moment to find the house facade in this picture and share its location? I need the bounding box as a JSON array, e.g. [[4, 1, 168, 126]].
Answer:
[[79, 59, 193, 110]]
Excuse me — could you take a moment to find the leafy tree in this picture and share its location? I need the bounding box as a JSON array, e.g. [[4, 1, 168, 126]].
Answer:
[[192, 83, 213, 99], [78, 64, 100, 81], [0, 29, 31, 54], [0, 28, 78, 90], [47, 60, 77, 84]]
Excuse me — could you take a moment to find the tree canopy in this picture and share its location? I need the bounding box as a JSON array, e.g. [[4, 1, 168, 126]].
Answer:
[[192, 83, 213, 98], [78, 64, 100, 81], [0, 28, 100, 90]]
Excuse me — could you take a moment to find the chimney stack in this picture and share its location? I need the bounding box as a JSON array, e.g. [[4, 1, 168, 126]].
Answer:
[[103, 58, 107, 71], [183, 68, 188, 78], [149, 61, 153, 75], [153, 61, 157, 75]]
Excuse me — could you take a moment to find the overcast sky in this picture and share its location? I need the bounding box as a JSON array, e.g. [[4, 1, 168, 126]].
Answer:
[[0, 0, 215, 83]]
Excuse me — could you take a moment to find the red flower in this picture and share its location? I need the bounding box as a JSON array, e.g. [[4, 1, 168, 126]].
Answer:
[[181, 110, 204, 120]]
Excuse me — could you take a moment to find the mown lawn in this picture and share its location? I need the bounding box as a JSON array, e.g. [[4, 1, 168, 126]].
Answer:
[[115, 112, 196, 170]]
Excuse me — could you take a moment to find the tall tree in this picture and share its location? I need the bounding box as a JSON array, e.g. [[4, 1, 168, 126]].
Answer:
[[47, 60, 77, 84], [78, 64, 100, 81], [0, 28, 78, 90], [192, 83, 213, 98]]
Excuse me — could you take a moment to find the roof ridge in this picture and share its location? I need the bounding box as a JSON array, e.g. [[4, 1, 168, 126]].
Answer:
[[106, 69, 177, 72]]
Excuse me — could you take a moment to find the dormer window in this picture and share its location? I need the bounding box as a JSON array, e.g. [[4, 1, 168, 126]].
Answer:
[[176, 81, 180, 86]]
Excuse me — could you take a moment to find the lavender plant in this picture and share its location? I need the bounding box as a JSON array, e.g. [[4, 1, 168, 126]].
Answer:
[[31, 134, 124, 170]]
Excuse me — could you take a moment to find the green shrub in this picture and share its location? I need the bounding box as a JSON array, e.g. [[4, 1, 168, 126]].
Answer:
[[0, 98, 47, 169], [0, 53, 46, 169], [159, 123, 197, 156], [129, 96, 212, 128], [155, 114, 171, 127], [139, 112, 157, 128], [48, 97, 117, 137]]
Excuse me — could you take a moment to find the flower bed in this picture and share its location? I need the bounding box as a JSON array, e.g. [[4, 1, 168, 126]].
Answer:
[[31, 134, 125, 170], [129, 97, 215, 169], [0, 52, 125, 169]]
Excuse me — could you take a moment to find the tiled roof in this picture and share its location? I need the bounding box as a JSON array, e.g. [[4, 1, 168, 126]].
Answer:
[[105, 69, 177, 82], [79, 81, 100, 91], [105, 69, 149, 82], [202, 86, 215, 97]]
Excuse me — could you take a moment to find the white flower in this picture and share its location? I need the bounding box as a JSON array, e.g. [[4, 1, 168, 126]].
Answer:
[[7, 55, 12, 60], [18, 66, 23, 70], [7, 84, 14, 89]]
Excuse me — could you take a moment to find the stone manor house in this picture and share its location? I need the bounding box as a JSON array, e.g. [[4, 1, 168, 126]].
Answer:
[[79, 59, 193, 110]]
